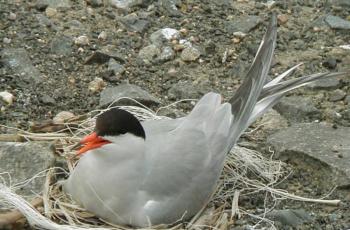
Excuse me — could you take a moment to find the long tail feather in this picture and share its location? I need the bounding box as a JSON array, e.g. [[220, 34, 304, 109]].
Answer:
[[228, 15, 277, 146]]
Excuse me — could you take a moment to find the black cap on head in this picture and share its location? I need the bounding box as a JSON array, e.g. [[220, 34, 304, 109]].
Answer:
[[95, 108, 146, 139]]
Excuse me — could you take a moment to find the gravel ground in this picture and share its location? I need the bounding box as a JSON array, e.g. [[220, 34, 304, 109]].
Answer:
[[1, 0, 350, 229]]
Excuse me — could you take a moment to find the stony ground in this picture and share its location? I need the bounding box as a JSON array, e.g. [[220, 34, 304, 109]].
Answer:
[[1, 0, 350, 229]]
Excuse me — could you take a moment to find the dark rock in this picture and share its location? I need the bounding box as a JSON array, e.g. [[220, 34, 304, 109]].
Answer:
[[325, 15, 350, 30], [267, 123, 350, 188], [99, 84, 160, 106], [168, 81, 205, 100], [87, 0, 103, 7], [41, 94, 56, 105], [85, 48, 126, 65], [274, 96, 321, 122], [118, 14, 150, 33], [267, 209, 312, 227], [322, 58, 337, 69], [0, 48, 44, 84], [0, 142, 56, 197], [159, 0, 182, 17], [50, 35, 73, 56], [306, 77, 342, 90], [225, 16, 262, 34], [329, 89, 346, 102], [107, 58, 125, 76]]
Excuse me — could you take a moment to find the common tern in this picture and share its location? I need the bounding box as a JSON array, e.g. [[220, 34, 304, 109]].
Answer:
[[64, 15, 347, 227]]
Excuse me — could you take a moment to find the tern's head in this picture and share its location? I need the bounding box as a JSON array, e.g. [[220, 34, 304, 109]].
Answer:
[[77, 108, 145, 155]]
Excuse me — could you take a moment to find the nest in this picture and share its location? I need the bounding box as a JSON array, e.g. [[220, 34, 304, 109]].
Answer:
[[0, 98, 341, 230]]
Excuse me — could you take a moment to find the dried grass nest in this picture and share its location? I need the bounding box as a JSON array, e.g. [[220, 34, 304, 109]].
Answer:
[[0, 98, 341, 230]]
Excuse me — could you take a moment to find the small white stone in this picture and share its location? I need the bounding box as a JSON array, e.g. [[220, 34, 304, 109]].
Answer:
[[74, 35, 90, 46], [0, 91, 15, 105], [162, 28, 180, 40], [8, 12, 17, 21], [3, 37, 11, 44], [88, 77, 106, 93], [53, 111, 75, 124], [98, 31, 107, 41]]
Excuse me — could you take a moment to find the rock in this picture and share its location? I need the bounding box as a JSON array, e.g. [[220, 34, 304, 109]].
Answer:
[[181, 46, 201, 62], [168, 81, 204, 100], [118, 14, 149, 33], [35, 14, 53, 27], [85, 48, 126, 65], [266, 209, 312, 227], [109, 0, 145, 9], [99, 84, 160, 106], [35, 0, 71, 9], [45, 7, 57, 18], [74, 35, 90, 46], [274, 96, 321, 123], [0, 91, 15, 105], [138, 44, 161, 64], [50, 35, 73, 55], [40, 94, 56, 105], [98, 31, 108, 41], [325, 15, 350, 30], [267, 123, 350, 188], [225, 16, 262, 34], [87, 0, 103, 7], [322, 57, 337, 69], [329, 89, 346, 102], [256, 109, 288, 135], [0, 48, 44, 84], [8, 12, 17, 21], [306, 77, 342, 90], [159, 0, 182, 17], [0, 142, 56, 197], [150, 28, 180, 46], [88, 77, 106, 93], [53, 111, 75, 124], [158, 46, 175, 62], [277, 14, 288, 25], [107, 58, 125, 77], [3, 37, 11, 44], [330, 0, 350, 7]]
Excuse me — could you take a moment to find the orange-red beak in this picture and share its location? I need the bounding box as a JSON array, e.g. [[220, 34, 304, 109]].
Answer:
[[77, 132, 111, 155]]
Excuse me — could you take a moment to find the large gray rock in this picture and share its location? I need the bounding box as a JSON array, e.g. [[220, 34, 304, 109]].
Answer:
[[0, 142, 56, 197], [99, 84, 160, 106], [267, 123, 350, 188], [225, 16, 262, 34], [325, 15, 350, 30], [1, 48, 44, 84], [274, 96, 321, 123]]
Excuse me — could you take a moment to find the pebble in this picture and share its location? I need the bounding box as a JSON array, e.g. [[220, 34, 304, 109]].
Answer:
[[277, 14, 288, 25], [329, 89, 346, 102], [322, 57, 337, 69], [98, 31, 108, 41], [45, 7, 57, 17], [150, 28, 180, 46], [265, 0, 276, 9], [181, 46, 201, 62], [3, 37, 11, 44], [0, 91, 15, 105], [8, 12, 17, 21], [74, 35, 90, 46], [325, 15, 350, 30], [88, 77, 106, 93], [53, 111, 75, 124]]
